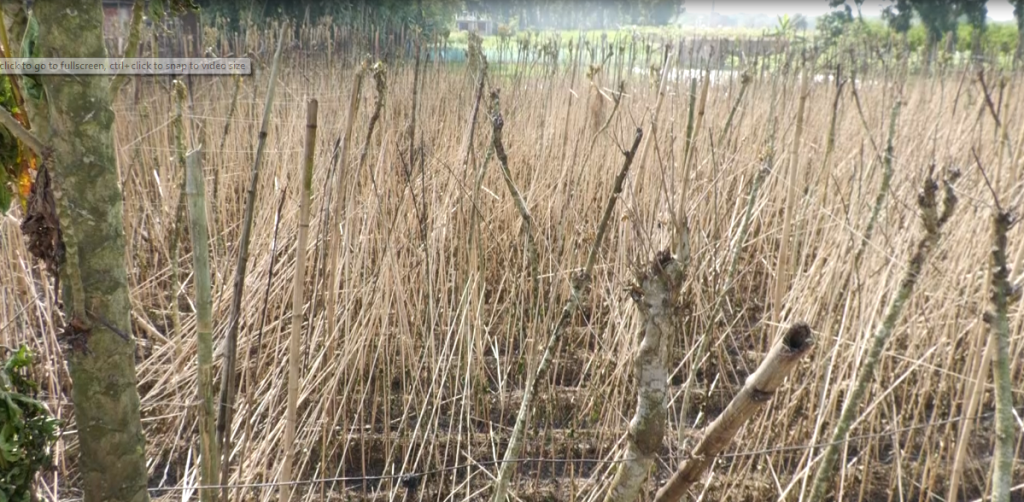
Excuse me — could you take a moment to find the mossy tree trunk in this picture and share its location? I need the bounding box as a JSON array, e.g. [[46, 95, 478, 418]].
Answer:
[[27, 2, 150, 501]]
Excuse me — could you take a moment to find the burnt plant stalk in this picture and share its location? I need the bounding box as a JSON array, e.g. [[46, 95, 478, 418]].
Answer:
[[324, 59, 367, 362], [357, 62, 387, 179], [633, 46, 672, 214], [559, 33, 582, 169], [458, 43, 487, 180], [577, 78, 625, 173], [852, 97, 902, 275], [680, 151, 772, 429], [683, 65, 710, 177], [802, 72, 849, 276], [212, 73, 242, 261], [716, 70, 752, 147], [816, 73, 847, 203], [240, 183, 287, 499], [462, 47, 489, 271], [679, 69, 771, 432], [217, 28, 284, 491], [169, 80, 188, 359]]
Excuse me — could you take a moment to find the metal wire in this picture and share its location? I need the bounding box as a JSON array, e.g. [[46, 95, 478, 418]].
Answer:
[[51, 406, 1017, 495]]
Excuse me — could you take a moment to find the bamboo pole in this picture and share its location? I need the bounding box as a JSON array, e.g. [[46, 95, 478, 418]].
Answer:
[[185, 147, 220, 502], [279, 99, 317, 502]]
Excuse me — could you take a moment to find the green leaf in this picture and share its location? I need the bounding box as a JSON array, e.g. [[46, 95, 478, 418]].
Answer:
[[170, 0, 200, 15], [149, 0, 167, 21], [0, 171, 11, 214]]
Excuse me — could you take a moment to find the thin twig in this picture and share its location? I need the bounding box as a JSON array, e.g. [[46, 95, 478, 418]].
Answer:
[[0, 105, 44, 156], [491, 126, 643, 502]]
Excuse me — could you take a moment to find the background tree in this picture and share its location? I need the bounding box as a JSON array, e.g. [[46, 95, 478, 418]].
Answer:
[[198, 0, 461, 35], [907, 0, 978, 66], [638, 0, 682, 26], [13, 0, 151, 501], [1013, 0, 1024, 64], [961, 0, 987, 60], [464, 0, 681, 29], [792, 13, 809, 32], [882, 0, 914, 35], [828, 0, 865, 21], [818, 0, 861, 52], [816, 11, 851, 49]]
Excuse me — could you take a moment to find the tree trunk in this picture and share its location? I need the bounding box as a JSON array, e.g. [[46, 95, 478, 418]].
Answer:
[[603, 250, 685, 502], [970, 26, 983, 63], [1015, 4, 1024, 68], [925, 30, 938, 70], [30, 2, 150, 501]]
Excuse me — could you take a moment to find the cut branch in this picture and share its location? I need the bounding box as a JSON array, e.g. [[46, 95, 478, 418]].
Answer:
[[488, 89, 539, 303], [655, 323, 815, 502]]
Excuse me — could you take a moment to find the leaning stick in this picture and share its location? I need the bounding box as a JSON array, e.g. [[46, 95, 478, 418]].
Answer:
[[655, 323, 815, 502]]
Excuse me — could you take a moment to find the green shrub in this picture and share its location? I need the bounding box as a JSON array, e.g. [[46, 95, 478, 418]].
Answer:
[[984, 22, 1019, 56], [907, 24, 928, 53], [1, 345, 61, 502]]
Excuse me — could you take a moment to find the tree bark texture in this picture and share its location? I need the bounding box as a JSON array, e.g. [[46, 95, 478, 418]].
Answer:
[[603, 250, 685, 502], [30, 2, 150, 501]]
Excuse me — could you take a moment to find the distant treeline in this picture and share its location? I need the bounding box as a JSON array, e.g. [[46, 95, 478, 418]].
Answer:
[[196, 0, 462, 37], [195, 0, 684, 33]]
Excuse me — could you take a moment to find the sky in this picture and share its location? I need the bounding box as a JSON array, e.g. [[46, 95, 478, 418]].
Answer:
[[682, 0, 1017, 22]]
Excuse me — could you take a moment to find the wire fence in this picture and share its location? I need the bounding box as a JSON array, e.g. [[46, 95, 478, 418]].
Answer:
[[42, 405, 1023, 499]]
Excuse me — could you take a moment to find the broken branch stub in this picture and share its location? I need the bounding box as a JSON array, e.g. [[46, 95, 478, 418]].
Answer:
[[603, 249, 686, 502], [654, 323, 815, 502]]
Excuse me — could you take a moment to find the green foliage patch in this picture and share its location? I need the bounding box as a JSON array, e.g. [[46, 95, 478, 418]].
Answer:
[[0, 346, 61, 502]]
